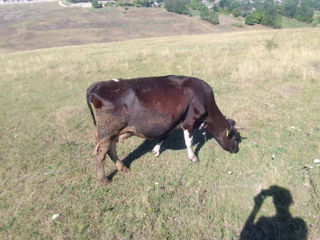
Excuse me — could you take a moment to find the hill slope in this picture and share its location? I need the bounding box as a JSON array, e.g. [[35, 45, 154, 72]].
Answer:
[[0, 29, 320, 239], [0, 2, 267, 53]]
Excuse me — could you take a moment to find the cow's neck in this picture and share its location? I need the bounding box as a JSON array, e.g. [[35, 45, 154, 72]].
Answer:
[[206, 102, 228, 140]]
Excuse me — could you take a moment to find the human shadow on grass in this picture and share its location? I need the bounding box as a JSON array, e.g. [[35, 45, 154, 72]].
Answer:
[[121, 128, 213, 169], [240, 185, 307, 240]]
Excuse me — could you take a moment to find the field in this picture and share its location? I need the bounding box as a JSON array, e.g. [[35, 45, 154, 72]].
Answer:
[[0, 26, 320, 239], [0, 2, 268, 53]]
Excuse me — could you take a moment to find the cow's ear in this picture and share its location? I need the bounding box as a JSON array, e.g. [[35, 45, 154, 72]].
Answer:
[[227, 118, 236, 127], [91, 93, 103, 109]]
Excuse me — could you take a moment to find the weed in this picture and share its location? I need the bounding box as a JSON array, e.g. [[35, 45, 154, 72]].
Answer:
[[265, 35, 278, 51]]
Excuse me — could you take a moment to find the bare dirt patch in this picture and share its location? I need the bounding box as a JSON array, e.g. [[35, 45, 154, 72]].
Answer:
[[278, 85, 300, 98]]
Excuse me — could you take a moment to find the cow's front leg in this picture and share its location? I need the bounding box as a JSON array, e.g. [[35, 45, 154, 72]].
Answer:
[[183, 129, 199, 162], [108, 140, 128, 172], [152, 140, 164, 157], [94, 137, 111, 185]]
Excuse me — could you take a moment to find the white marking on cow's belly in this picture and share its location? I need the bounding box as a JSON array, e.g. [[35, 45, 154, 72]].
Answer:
[[112, 78, 119, 82]]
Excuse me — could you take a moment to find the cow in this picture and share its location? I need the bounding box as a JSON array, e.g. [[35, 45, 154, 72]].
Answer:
[[86, 75, 242, 184]]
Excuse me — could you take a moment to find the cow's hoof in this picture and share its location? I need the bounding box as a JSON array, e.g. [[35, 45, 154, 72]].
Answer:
[[190, 156, 199, 162], [116, 161, 129, 172], [120, 165, 129, 172], [152, 150, 160, 157]]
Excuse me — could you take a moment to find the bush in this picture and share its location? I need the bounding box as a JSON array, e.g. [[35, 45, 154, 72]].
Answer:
[[116, 1, 134, 7], [312, 15, 320, 26], [189, 0, 202, 10], [104, 2, 115, 7], [241, 12, 248, 17], [92, 0, 102, 8], [252, 8, 265, 24], [232, 8, 241, 17], [133, 0, 153, 7], [262, 6, 282, 28], [245, 14, 255, 25], [248, 5, 281, 29], [164, 0, 191, 15], [200, 7, 219, 24]]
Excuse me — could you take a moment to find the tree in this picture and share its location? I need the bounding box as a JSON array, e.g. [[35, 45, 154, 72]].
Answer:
[[245, 0, 281, 28], [281, 0, 299, 18], [261, 0, 281, 28], [296, 5, 314, 23], [164, 0, 191, 15]]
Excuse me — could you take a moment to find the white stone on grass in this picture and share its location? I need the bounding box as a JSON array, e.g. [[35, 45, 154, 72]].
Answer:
[[52, 214, 59, 220]]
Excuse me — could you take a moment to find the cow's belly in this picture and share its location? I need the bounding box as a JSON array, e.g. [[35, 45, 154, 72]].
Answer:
[[128, 111, 178, 139]]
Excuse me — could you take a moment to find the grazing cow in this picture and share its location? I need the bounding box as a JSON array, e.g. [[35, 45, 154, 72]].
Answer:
[[87, 75, 241, 184]]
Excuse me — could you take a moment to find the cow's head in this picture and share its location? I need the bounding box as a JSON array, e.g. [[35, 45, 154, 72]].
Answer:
[[218, 118, 242, 153]]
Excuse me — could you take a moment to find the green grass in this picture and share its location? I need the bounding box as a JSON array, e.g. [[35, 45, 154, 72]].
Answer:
[[0, 28, 320, 239], [281, 16, 312, 28]]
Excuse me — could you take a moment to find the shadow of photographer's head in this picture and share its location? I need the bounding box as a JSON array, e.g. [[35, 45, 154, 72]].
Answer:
[[263, 185, 293, 209]]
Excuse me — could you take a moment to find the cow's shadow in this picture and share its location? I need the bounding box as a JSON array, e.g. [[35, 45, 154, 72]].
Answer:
[[106, 129, 213, 180]]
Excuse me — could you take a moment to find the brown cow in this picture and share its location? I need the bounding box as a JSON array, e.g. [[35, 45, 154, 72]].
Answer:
[[87, 75, 241, 184]]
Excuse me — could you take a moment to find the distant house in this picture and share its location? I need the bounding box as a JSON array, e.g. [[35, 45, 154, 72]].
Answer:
[[201, 0, 215, 9], [0, 0, 55, 3]]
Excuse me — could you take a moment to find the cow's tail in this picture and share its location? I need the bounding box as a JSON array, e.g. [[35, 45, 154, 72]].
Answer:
[[86, 85, 97, 126]]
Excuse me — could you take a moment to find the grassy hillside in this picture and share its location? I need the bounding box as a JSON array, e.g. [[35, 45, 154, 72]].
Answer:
[[0, 2, 267, 53], [0, 28, 320, 239]]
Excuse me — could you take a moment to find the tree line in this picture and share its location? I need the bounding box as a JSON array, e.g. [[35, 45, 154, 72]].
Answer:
[[164, 0, 320, 28], [70, 0, 320, 27]]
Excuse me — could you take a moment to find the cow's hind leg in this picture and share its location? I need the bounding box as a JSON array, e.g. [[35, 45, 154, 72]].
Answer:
[[183, 129, 199, 162], [108, 140, 129, 172], [94, 137, 111, 184]]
